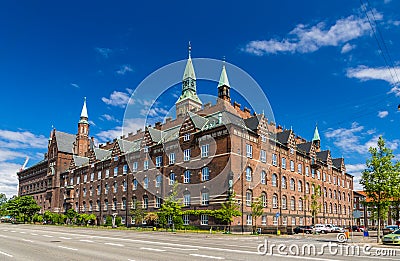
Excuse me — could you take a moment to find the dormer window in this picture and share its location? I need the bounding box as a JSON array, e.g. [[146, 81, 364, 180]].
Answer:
[[144, 146, 149, 153], [114, 156, 118, 162], [184, 133, 190, 141]]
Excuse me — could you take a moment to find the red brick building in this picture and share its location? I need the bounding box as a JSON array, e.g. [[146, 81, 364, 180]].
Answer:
[[18, 50, 354, 231]]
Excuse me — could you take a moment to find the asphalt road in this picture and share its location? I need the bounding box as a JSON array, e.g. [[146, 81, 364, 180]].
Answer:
[[0, 223, 398, 261]]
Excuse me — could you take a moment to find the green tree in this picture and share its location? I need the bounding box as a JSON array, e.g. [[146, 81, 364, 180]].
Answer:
[[214, 192, 241, 232], [2, 196, 40, 223], [130, 201, 145, 226], [0, 193, 7, 207], [360, 136, 400, 243], [251, 197, 264, 234], [157, 182, 183, 230], [305, 184, 321, 226], [65, 209, 77, 224]]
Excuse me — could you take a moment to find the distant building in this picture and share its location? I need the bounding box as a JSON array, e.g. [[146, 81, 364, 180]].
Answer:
[[18, 47, 354, 231]]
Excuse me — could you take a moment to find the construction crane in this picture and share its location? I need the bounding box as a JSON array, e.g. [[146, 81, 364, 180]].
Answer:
[[20, 156, 29, 171]]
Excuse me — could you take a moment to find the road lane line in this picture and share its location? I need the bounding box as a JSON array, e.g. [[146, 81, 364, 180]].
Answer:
[[59, 237, 71, 240], [42, 235, 53, 238], [140, 247, 166, 252], [19, 232, 26, 234], [190, 254, 224, 260], [104, 243, 124, 247], [58, 246, 78, 251], [0, 250, 13, 257], [30, 233, 38, 236], [80, 239, 94, 243], [22, 239, 33, 243], [10, 230, 16, 233], [0, 235, 8, 238], [162, 246, 198, 251]]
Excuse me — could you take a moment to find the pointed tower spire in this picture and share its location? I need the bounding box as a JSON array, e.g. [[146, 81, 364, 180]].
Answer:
[[312, 124, 321, 152], [176, 42, 202, 117], [80, 97, 88, 119], [76, 97, 90, 156], [217, 59, 231, 102]]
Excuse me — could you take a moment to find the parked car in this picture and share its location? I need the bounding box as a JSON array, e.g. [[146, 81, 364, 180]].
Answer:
[[345, 225, 362, 232], [294, 226, 313, 234], [331, 226, 345, 233], [385, 225, 399, 232], [382, 229, 400, 245], [313, 224, 330, 234]]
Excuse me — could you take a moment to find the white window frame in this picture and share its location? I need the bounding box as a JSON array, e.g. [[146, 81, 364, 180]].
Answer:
[[201, 192, 209, 206], [184, 170, 191, 184], [184, 149, 191, 161], [246, 144, 253, 158], [169, 153, 175, 165], [144, 160, 149, 170], [133, 162, 138, 172], [184, 133, 190, 141], [156, 156, 162, 168], [169, 173, 175, 185], [260, 150, 266, 163], [200, 214, 208, 225], [201, 144, 209, 158], [202, 167, 209, 181]]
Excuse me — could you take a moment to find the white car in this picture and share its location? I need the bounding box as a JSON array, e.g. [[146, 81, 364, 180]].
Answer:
[[313, 224, 330, 234], [331, 226, 345, 233]]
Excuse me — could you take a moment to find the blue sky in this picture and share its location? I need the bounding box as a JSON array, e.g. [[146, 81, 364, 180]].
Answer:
[[1, 0, 400, 197]]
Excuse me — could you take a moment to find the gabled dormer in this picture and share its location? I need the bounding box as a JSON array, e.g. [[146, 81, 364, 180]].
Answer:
[[179, 111, 207, 142]]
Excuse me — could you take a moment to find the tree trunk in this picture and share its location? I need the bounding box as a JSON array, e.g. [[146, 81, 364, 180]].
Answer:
[[377, 204, 381, 243]]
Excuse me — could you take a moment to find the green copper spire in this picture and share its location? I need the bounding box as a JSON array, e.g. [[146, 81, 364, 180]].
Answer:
[[312, 125, 320, 141], [79, 97, 89, 124], [218, 63, 230, 88]]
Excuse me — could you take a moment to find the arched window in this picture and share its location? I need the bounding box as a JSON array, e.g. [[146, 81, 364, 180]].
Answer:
[[334, 190, 337, 199], [282, 195, 287, 209], [338, 204, 342, 214], [112, 198, 117, 210], [183, 191, 191, 207], [143, 177, 149, 189], [132, 196, 137, 209], [324, 187, 327, 197], [305, 182, 309, 193], [290, 178, 295, 191], [334, 203, 337, 214], [329, 189, 332, 198], [298, 180, 302, 192], [311, 184, 315, 194], [104, 199, 108, 211], [122, 198, 126, 210], [290, 196, 295, 210], [281, 176, 287, 189], [261, 171, 266, 185], [169, 173, 175, 185], [329, 203, 332, 213], [298, 198, 303, 211], [246, 167, 252, 181], [261, 192, 267, 207], [272, 174, 278, 187], [343, 192, 346, 201], [143, 195, 149, 209], [246, 190, 252, 206], [273, 194, 278, 208], [155, 175, 162, 187], [338, 190, 341, 200], [324, 202, 327, 213], [113, 182, 117, 193]]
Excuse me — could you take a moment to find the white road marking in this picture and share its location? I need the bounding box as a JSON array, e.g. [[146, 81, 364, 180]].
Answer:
[[42, 235, 53, 238], [0, 235, 8, 238], [59, 237, 71, 240], [190, 254, 224, 260], [22, 239, 33, 243], [30, 233, 38, 236], [80, 239, 94, 243], [162, 246, 198, 251], [104, 242, 124, 247], [0, 250, 13, 257], [58, 246, 78, 251], [140, 247, 166, 252], [11, 230, 16, 233], [2, 230, 8, 232], [128, 259, 136, 261], [19, 232, 26, 234]]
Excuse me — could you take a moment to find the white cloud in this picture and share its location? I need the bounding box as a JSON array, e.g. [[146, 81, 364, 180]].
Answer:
[[95, 118, 146, 143], [70, 83, 80, 88], [243, 10, 380, 55], [101, 89, 134, 108], [325, 122, 399, 154], [95, 47, 112, 58], [346, 163, 366, 190], [346, 65, 400, 85], [341, 43, 356, 53], [100, 114, 121, 123], [0, 129, 48, 149], [140, 107, 169, 117], [116, 64, 133, 75], [0, 162, 21, 198], [0, 149, 26, 162], [377, 110, 389, 118]]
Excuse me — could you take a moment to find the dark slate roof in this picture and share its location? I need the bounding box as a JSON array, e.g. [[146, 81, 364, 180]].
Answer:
[[332, 158, 344, 169], [277, 130, 291, 144], [73, 155, 89, 167], [55, 131, 76, 154], [117, 139, 136, 153], [20, 159, 47, 173], [188, 111, 208, 129], [94, 148, 111, 161], [205, 111, 248, 130], [244, 114, 263, 131], [316, 150, 329, 162], [297, 142, 312, 154], [162, 126, 180, 142], [147, 127, 162, 143]]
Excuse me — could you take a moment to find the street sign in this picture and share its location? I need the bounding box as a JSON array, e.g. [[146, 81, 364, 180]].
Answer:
[[353, 210, 362, 219], [275, 212, 280, 218]]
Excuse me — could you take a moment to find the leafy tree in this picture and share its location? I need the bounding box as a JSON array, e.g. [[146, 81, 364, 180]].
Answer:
[[144, 212, 158, 226], [360, 136, 400, 243], [0, 193, 7, 207], [2, 196, 40, 223], [105, 216, 112, 226], [115, 216, 122, 227], [65, 209, 77, 224], [130, 201, 145, 225], [157, 182, 183, 230], [251, 197, 264, 234], [305, 184, 321, 226], [214, 192, 241, 232]]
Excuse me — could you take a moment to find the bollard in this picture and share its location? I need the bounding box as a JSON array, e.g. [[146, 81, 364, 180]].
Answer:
[[277, 230, 281, 236]]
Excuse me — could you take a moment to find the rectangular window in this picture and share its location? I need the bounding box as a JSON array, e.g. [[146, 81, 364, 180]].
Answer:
[[305, 167, 309, 176], [317, 171, 321, 180], [290, 160, 294, 172], [246, 144, 252, 158], [121, 216, 126, 224], [201, 144, 209, 158], [273, 216, 278, 225], [156, 156, 162, 167], [183, 214, 190, 225], [155, 197, 161, 208], [260, 150, 266, 163], [70, 177, 73, 185], [143, 197, 148, 209], [84, 174, 87, 183], [272, 154, 277, 166], [246, 215, 252, 225], [297, 163, 302, 174], [184, 170, 191, 184], [123, 164, 128, 174], [114, 167, 118, 177], [184, 149, 191, 161], [77, 176, 80, 184], [201, 192, 209, 206], [105, 169, 110, 178], [133, 179, 138, 190], [144, 160, 149, 170], [114, 156, 118, 162], [311, 169, 315, 178], [282, 158, 286, 169], [97, 171, 101, 180], [202, 167, 209, 181], [133, 162, 138, 172], [200, 214, 208, 225], [169, 153, 175, 165], [184, 133, 190, 141], [261, 215, 267, 226], [261, 135, 267, 142], [184, 194, 191, 207], [143, 146, 149, 153]]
